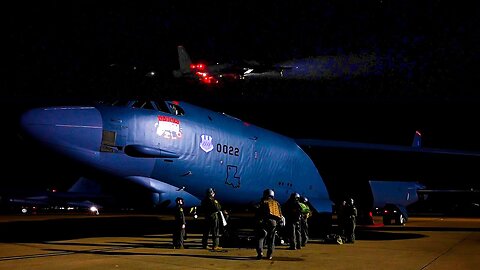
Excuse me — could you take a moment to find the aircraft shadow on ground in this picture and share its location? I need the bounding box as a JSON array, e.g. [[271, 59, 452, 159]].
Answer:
[[35, 237, 303, 262], [354, 230, 425, 241], [42, 247, 301, 261], [367, 225, 480, 232], [0, 216, 200, 243], [2, 215, 477, 243]]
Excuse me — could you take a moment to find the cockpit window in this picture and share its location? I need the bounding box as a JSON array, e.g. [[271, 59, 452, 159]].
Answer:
[[131, 100, 147, 108], [96, 100, 182, 115], [110, 100, 132, 107], [130, 100, 157, 111], [152, 101, 171, 113], [167, 102, 185, 116]]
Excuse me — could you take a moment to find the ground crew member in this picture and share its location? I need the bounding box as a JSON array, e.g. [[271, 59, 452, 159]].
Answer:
[[255, 188, 284, 260], [299, 196, 311, 247], [283, 192, 303, 250], [344, 198, 357, 243], [201, 187, 223, 250], [337, 200, 347, 240], [173, 197, 186, 249]]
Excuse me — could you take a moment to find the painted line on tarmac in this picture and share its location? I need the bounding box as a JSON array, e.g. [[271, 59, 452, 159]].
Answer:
[[0, 246, 137, 261]]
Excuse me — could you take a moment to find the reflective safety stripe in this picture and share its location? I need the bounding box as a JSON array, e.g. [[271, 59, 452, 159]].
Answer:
[[267, 200, 281, 218]]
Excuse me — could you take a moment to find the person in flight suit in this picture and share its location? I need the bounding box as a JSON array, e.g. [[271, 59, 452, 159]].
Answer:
[[299, 196, 312, 247], [173, 197, 186, 249], [337, 200, 347, 240], [283, 192, 303, 250], [201, 187, 223, 250], [344, 198, 357, 243], [255, 188, 284, 260]]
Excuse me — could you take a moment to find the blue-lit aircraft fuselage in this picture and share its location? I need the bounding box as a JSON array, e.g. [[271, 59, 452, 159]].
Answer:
[[21, 100, 332, 213]]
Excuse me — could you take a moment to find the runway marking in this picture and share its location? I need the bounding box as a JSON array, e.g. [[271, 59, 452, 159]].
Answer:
[[0, 245, 137, 261], [419, 232, 472, 269]]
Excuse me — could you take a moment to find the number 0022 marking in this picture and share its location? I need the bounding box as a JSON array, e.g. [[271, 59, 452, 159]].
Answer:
[[216, 144, 239, 156]]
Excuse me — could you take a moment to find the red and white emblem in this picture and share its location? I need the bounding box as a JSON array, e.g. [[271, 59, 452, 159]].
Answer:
[[155, 115, 182, 139]]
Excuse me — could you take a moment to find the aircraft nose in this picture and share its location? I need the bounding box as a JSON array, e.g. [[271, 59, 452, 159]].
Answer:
[[20, 106, 103, 151]]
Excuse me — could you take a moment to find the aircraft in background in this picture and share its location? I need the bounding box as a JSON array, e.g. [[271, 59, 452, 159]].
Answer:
[[0, 185, 102, 215], [172, 45, 383, 85], [19, 99, 480, 230], [172, 45, 291, 85], [2, 174, 200, 215]]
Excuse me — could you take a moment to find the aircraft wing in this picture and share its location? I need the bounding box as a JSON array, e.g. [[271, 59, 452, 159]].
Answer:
[[295, 138, 480, 157]]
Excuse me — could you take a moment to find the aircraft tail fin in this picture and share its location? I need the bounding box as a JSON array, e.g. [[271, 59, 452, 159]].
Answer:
[[68, 177, 102, 194], [177, 45, 192, 74], [412, 130, 422, 148]]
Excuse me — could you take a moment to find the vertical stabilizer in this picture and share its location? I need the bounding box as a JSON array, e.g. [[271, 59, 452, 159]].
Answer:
[[177, 45, 192, 74], [412, 130, 422, 148], [68, 177, 102, 194]]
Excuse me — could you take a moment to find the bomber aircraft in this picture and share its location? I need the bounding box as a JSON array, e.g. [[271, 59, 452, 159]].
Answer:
[[172, 45, 290, 85], [19, 99, 480, 230], [172, 45, 383, 85]]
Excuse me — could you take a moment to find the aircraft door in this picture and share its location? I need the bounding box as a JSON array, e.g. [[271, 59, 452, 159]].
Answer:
[[100, 113, 129, 153]]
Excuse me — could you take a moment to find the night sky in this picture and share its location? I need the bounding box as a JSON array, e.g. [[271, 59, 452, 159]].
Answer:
[[2, 1, 480, 198]]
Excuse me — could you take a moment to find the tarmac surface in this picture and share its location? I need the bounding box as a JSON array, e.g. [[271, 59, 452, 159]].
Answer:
[[0, 214, 479, 270]]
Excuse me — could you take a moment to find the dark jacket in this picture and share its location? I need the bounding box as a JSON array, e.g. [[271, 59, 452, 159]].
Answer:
[[174, 205, 186, 226], [201, 196, 222, 220], [283, 197, 302, 222]]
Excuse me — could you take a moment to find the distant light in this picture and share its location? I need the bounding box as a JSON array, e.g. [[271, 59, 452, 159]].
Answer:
[[90, 206, 99, 215]]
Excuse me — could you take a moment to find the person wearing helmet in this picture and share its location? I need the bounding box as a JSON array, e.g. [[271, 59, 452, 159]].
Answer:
[[201, 188, 223, 250], [299, 196, 311, 247], [337, 200, 348, 240], [283, 192, 303, 250], [344, 198, 357, 243], [255, 188, 283, 260], [173, 197, 186, 249]]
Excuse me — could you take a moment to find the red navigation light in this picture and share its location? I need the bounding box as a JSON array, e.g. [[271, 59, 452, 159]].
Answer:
[[196, 71, 208, 77], [201, 76, 219, 84], [190, 63, 206, 71], [197, 64, 205, 70]]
